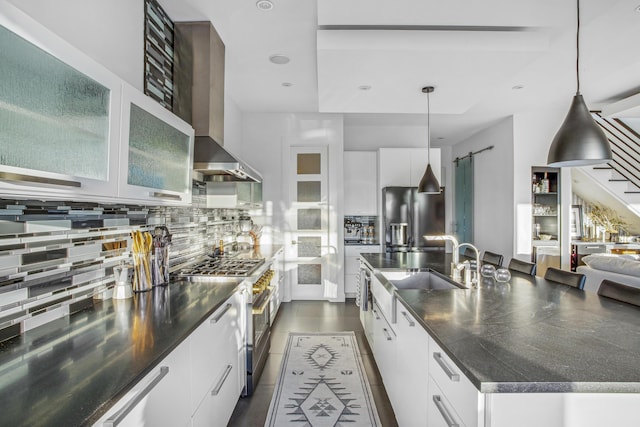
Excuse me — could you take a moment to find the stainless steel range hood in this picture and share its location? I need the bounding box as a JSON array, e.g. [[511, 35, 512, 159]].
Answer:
[[174, 21, 262, 183], [193, 136, 262, 182]]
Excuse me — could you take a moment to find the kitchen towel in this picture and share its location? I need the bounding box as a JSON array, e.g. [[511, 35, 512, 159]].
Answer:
[[265, 332, 381, 427]]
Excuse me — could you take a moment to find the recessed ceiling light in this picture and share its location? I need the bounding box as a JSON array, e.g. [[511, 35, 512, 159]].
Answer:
[[256, 0, 274, 11], [282, 82, 293, 87], [358, 85, 372, 91], [269, 54, 290, 65], [635, 4, 640, 12], [512, 85, 524, 90], [437, 137, 445, 140]]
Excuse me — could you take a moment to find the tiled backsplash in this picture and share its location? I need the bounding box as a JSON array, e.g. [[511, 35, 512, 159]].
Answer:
[[0, 183, 246, 343]]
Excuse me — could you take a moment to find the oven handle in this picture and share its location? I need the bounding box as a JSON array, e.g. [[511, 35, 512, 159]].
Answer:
[[252, 287, 273, 315]]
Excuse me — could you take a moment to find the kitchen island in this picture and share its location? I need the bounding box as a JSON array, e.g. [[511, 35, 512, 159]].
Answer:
[[0, 245, 283, 427], [360, 251, 640, 427]]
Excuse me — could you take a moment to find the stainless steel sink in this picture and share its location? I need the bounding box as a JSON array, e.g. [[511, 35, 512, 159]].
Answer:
[[381, 270, 464, 290]]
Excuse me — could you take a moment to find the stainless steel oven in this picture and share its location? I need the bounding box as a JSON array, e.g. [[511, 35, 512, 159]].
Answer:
[[245, 281, 271, 396]]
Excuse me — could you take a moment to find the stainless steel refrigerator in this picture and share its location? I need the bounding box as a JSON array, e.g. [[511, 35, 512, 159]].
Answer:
[[382, 186, 446, 252]]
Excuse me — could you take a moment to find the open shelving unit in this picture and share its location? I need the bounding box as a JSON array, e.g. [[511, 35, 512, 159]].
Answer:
[[531, 166, 560, 266]]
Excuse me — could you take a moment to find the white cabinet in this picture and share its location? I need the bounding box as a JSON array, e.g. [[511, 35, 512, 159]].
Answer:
[[118, 84, 194, 206], [206, 182, 262, 209], [371, 298, 397, 403], [428, 336, 482, 427], [189, 293, 242, 418], [394, 300, 429, 426], [344, 151, 378, 215], [0, 2, 121, 202], [379, 148, 441, 188], [344, 245, 380, 298], [93, 342, 191, 427], [428, 375, 467, 427]]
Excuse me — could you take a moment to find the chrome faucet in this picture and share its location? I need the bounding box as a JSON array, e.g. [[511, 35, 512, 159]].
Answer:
[[423, 234, 461, 281], [423, 235, 480, 287], [457, 243, 480, 288]]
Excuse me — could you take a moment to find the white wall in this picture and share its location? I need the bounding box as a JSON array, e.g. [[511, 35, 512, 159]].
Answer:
[[239, 113, 345, 301], [513, 109, 570, 268], [452, 117, 515, 262], [345, 124, 430, 151], [9, 0, 145, 91]]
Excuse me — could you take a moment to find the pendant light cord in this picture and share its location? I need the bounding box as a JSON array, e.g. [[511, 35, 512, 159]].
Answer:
[[576, 0, 580, 94], [427, 90, 431, 162]]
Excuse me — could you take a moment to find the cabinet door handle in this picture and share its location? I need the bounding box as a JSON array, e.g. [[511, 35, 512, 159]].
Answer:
[[211, 303, 232, 324], [211, 365, 233, 396], [401, 311, 415, 327], [433, 395, 460, 427], [0, 171, 81, 188], [149, 191, 182, 201], [433, 352, 460, 382], [103, 366, 169, 426], [382, 328, 393, 341]]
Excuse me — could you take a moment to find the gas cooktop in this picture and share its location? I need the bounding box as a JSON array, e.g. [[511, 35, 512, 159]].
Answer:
[[178, 257, 265, 278]]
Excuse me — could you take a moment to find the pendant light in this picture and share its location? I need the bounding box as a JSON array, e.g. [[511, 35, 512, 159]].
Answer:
[[547, 0, 611, 167], [418, 86, 441, 193]]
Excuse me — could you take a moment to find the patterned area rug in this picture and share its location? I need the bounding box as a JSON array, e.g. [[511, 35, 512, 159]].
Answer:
[[265, 332, 381, 427]]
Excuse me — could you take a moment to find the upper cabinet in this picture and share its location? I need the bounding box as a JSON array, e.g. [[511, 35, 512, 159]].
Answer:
[[379, 148, 441, 188], [0, 4, 121, 200], [205, 181, 262, 209], [344, 151, 377, 215], [0, 2, 194, 205], [118, 84, 194, 205]]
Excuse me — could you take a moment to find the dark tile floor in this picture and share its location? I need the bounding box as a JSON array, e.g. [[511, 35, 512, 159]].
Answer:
[[228, 300, 398, 427]]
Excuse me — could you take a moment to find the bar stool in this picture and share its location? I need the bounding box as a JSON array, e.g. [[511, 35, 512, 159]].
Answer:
[[507, 258, 537, 276], [543, 267, 586, 290], [597, 280, 640, 307], [482, 251, 504, 267]]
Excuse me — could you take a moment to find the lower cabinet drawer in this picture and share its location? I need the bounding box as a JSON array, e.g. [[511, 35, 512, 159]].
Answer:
[[428, 336, 481, 427], [189, 297, 239, 412], [428, 375, 467, 427], [191, 357, 239, 427], [93, 343, 191, 427]]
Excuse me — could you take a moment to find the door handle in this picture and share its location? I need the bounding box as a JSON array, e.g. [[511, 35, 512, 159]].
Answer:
[[211, 365, 233, 396], [211, 303, 232, 324], [433, 395, 460, 427], [103, 366, 169, 426], [433, 352, 460, 382], [401, 311, 415, 327]]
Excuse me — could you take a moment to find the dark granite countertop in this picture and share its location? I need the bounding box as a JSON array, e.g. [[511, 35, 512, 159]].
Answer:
[[361, 252, 640, 393], [0, 245, 284, 427]]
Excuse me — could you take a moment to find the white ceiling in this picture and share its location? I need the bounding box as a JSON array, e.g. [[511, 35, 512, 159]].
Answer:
[[159, 0, 640, 146]]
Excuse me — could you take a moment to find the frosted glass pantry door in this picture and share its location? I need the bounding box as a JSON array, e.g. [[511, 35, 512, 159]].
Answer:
[[0, 3, 122, 200], [285, 147, 330, 300]]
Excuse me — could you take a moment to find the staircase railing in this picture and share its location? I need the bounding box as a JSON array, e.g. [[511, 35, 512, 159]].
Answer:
[[592, 112, 640, 193]]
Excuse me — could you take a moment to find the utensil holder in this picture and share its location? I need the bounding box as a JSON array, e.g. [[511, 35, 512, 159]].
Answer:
[[152, 247, 170, 286], [132, 252, 152, 292]]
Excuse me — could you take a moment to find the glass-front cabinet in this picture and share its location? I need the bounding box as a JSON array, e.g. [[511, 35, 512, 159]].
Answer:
[[118, 84, 194, 205], [0, 2, 194, 205], [0, 4, 121, 200]]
